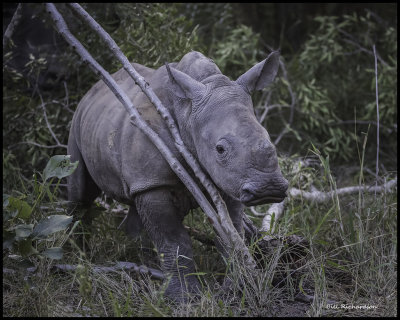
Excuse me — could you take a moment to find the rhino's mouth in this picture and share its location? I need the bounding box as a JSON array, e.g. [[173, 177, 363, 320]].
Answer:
[[241, 194, 286, 207], [240, 184, 287, 207]]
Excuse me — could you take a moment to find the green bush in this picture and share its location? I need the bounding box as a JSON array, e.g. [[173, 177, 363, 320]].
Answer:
[[3, 155, 78, 264], [276, 12, 397, 164]]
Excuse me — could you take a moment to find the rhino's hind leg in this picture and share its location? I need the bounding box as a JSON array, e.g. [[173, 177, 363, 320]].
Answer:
[[67, 136, 101, 224], [134, 187, 201, 302]]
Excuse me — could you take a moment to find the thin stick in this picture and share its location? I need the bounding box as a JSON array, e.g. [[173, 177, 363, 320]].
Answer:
[[373, 45, 380, 197], [39, 92, 67, 148], [17, 141, 67, 149], [45, 3, 255, 268]]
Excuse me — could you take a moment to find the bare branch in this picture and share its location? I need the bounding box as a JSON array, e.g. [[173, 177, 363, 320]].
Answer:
[[14, 141, 67, 149], [256, 90, 271, 124], [290, 178, 397, 202], [261, 178, 397, 231], [274, 126, 290, 146], [51, 99, 75, 114], [3, 3, 23, 49], [261, 200, 286, 232], [10, 93, 68, 150], [39, 92, 67, 148], [62, 81, 74, 113], [338, 28, 389, 67]]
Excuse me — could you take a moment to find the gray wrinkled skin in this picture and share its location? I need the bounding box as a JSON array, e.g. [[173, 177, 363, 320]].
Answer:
[[68, 51, 288, 302]]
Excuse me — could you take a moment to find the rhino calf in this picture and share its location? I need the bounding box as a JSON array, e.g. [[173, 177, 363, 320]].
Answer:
[[68, 51, 288, 301]]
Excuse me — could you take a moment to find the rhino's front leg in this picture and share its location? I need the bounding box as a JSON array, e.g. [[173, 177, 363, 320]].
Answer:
[[134, 188, 201, 302], [124, 205, 145, 239]]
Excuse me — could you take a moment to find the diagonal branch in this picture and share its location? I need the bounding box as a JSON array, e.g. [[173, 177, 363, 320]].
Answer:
[[45, 3, 255, 268], [67, 3, 236, 248], [3, 3, 23, 49]]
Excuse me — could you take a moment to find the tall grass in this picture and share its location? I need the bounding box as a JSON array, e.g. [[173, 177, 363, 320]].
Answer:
[[3, 145, 397, 317]]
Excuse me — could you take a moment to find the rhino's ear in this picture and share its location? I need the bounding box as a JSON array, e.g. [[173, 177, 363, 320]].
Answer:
[[165, 63, 206, 101], [236, 50, 280, 93]]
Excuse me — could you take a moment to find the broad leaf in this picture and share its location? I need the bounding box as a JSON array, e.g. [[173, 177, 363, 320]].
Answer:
[[43, 155, 78, 182], [18, 239, 38, 257], [14, 224, 34, 239], [6, 197, 32, 220], [42, 247, 64, 260], [32, 215, 73, 239]]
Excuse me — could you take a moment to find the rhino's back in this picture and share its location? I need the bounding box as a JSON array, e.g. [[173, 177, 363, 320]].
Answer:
[[70, 62, 181, 204]]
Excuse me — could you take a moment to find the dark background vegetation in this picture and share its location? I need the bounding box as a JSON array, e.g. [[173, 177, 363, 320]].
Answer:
[[3, 3, 397, 317], [3, 3, 397, 182]]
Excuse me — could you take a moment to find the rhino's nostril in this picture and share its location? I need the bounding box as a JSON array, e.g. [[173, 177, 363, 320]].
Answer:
[[240, 185, 255, 203]]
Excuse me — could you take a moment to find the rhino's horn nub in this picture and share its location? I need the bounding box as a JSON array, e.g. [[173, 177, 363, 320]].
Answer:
[[166, 64, 206, 100]]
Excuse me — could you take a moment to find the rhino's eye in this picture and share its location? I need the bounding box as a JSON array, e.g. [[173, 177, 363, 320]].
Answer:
[[216, 145, 225, 154]]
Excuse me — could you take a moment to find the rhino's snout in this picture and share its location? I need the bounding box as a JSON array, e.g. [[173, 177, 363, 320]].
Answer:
[[240, 176, 288, 207]]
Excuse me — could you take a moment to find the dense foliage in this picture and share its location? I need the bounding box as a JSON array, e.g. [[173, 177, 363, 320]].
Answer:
[[3, 3, 397, 182]]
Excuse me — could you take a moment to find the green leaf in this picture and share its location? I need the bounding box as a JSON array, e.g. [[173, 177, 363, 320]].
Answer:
[[14, 224, 34, 239], [298, 274, 307, 295], [186, 272, 207, 276], [43, 155, 79, 182], [6, 197, 32, 220], [142, 296, 166, 317], [326, 259, 348, 271], [18, 239, 38, 257], [42, 247, 64, 260], [312, 207, 334, 238], [32, 215, 73, 239], [3, 230, 15, 250]]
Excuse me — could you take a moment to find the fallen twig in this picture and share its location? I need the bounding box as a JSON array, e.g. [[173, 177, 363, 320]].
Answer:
[[288, 178, 397, 202], [258, 178, 397, 232], [261, 200, 287, 232]]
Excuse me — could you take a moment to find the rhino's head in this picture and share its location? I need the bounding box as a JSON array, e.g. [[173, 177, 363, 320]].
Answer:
[[166, 51, 288, 206]]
